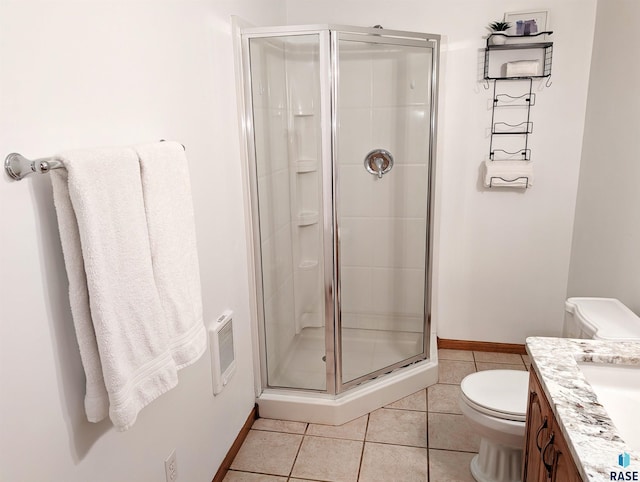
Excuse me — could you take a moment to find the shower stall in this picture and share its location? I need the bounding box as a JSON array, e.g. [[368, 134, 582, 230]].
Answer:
[[237, 23, 440, 424]]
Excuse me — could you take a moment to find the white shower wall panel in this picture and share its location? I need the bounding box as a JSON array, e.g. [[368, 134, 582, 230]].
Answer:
[[260, 223, 294, 303], [338, 165, 428, 217], [372, 106, 430, 163], [371, 49, 432, 107], [340, 267, 425, 315], [339, 217, 426, 269], [337, 107, 372, 163], [340, 266, 425, 333], [263, 276, 297, 382]]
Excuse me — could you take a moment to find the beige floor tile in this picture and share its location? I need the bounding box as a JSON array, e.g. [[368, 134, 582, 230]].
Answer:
[[290, 436, 363, 482], [359, 442, 428, 482], [230, 430, 302, 476], [306, 414, 368, 441], [427, 383, 462, 414], [429, 449, 476, 482], [223, 471, 287, 482], [473, 351, 524, 364], [438, 360, 476, 384], [366, 408, 427, 447], [428, 413, 480, 452], [252, 418, 307, 434], [475, 362, 526, 372], [385, 389, 427, 411], [438, 349, 474, 361]]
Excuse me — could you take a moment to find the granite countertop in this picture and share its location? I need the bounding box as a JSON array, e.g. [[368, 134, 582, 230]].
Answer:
[[526, 337, 640, 481]]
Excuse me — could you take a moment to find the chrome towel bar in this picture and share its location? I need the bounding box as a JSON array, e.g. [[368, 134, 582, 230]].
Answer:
[[4, 141, 185, 181]]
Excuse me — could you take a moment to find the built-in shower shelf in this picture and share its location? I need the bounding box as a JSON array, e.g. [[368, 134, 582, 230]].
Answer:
[[298, 260, 319, 270], [294, 111, 314, 117], [295, 160, 318, 173], [297, 211, 319, 226]]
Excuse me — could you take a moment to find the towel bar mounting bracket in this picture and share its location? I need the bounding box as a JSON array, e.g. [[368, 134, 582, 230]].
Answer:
[[4, 153, 64, 181]]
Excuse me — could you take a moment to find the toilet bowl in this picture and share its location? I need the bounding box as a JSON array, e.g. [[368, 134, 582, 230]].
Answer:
[[459, 369, 529, 482], [459, 297, 640, 482]]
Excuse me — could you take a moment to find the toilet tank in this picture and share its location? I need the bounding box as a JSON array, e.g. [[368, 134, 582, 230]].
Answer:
[[564, 297, 640, 340]]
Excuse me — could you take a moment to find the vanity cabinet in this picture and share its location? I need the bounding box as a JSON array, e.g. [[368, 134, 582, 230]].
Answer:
[[523, 370, 583, 482]]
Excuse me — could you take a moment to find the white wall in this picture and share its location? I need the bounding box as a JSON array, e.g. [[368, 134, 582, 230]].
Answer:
[[0, 1, 285, 481], [286, 0, 598, 343], [567, 0, 640, 313]]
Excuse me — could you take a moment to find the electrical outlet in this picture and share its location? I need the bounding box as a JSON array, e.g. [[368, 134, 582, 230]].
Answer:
[[164, 449, 177, 482]]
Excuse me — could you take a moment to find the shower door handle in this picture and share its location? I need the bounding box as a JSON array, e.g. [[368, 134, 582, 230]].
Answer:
[[364, 149, 394, 179]]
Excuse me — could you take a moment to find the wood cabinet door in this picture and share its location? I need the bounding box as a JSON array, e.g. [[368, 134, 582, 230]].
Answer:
[[547, 422, 583, 482], [523, 371, 552, 482]]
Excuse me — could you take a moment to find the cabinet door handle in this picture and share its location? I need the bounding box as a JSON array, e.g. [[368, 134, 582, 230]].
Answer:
[[542, 432, 556, 479], [535, 416, 548, 452]]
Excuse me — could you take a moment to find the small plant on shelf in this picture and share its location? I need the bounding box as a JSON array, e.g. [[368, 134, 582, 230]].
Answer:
[[487, 21, 511, 45]]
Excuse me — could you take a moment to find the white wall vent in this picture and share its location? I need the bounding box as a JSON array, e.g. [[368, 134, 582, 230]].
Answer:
[[209, 310, 236, 396]]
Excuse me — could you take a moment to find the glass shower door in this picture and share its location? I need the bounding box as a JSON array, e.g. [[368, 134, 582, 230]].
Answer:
[[334, 34, 433, 388], [247, 33, 329, 391]]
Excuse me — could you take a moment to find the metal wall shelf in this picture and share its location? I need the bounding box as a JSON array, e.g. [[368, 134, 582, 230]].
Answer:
[[484, 32, 553, 188], [484, 31, 553, 80]]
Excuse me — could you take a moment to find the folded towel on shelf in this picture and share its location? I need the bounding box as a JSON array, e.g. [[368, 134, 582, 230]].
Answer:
[[483, 160, 534, 188], [134, 141, 206, 369], [50, 144, 201, 431], [504, 60, 540, 77]]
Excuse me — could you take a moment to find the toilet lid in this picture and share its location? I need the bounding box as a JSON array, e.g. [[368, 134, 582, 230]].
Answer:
[[460, 370, 529, 422], [568, 298, 640, 340]]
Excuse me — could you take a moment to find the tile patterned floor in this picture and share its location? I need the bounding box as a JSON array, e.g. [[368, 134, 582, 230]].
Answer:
[[225, 350, 529, 482]]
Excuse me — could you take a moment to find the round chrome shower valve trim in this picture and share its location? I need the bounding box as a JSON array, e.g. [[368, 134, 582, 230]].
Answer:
[[364, 149, 394, 179]]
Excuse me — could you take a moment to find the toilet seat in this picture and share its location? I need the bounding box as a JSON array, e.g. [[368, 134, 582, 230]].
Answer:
[[460, 370, 529, 422]]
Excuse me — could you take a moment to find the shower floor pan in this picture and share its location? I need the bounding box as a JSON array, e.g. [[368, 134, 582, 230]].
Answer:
[[270, 327, 424, 390], [259, 327, 438, 425]]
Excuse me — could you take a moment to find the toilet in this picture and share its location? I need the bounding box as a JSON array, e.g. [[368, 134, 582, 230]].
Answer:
[[458, 297, 640, 482]]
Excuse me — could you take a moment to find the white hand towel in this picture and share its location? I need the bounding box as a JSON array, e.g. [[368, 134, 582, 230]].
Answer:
[[504, 60, 540, 77], [134, 141, 206, 369], [51, 147, 179, 431], [484, 160, 534, 188]]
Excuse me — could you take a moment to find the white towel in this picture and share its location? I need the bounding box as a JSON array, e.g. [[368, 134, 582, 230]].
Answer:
[[50, 146, 192, 431], [504, 60, 540, 78], [134, 141, 206, 369], [484, 160, 534, 188]]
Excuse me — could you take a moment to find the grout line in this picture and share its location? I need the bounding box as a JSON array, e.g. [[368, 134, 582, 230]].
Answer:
[[287, 432, 306, 479], [361, 440, 428, 450], [226, 468, 293, 478], [356, 414, 371, 480], [424, 386, 428, 413], [380, 406, 427, 414], [426, 400, 430, 482], [429, 447, 480, 455]]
